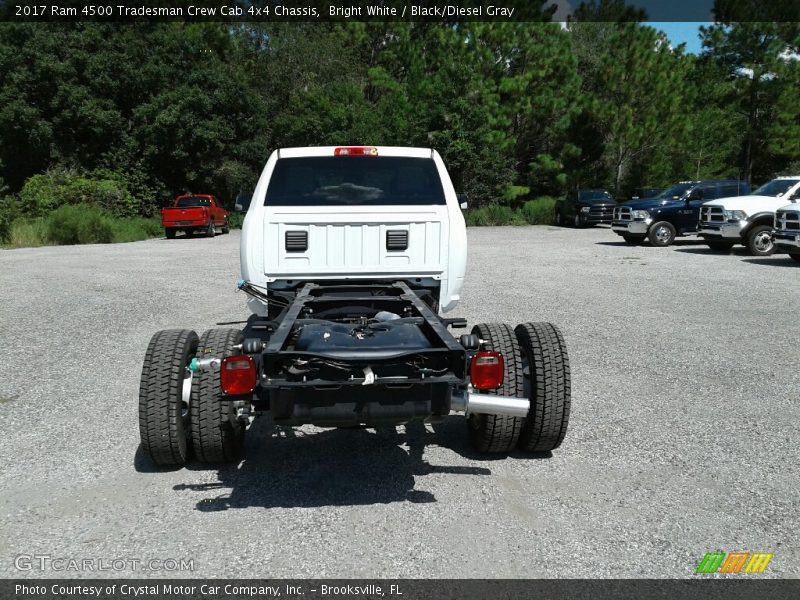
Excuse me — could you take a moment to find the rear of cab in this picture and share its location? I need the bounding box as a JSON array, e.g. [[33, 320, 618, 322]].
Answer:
[[240, 146, 467, 314]]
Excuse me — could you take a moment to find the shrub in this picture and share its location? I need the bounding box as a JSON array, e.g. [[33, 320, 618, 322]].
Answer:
[[18, 169, 140, 218], [466, 204, 523, 226], [520, 196, 557, 225], [46, 204, 114, 245], [227, 212, 245, 229]]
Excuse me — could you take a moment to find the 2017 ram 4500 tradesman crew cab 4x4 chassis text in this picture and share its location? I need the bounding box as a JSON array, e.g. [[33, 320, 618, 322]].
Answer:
[[138, 146, 572, 466]]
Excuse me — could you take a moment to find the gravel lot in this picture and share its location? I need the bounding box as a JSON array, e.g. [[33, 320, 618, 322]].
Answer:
[[1, 226, 798, 579]]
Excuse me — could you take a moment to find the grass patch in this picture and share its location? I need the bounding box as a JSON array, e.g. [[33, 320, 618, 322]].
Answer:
[[110, 216, 163, 242], [3, 204, 162, 248], [7, 218, 50, 248]]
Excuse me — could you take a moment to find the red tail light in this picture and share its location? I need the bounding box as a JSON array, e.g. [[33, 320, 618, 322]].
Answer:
[[334, 146, 378, 157], [470, 352, 504, 390], [220, 355, 257, 396]]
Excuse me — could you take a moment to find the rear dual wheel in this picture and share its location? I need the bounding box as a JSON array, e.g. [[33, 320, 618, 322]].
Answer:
[[191, 328, 247, 463], [468, 324, 525, 453], [138, 329, 198, 466], [468, 322, 571, 454], [138, 327, 246, 467]]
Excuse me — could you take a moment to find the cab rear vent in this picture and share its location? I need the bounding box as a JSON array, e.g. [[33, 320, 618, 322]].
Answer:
[[285, 231, 308, 252], [386, 230, 409, 251]]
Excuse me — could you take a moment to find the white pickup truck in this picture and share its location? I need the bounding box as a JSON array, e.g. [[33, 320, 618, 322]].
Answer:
[[137, 146, 572, 466], [698, 176, 800, 255], [773, 202, 800, 263]]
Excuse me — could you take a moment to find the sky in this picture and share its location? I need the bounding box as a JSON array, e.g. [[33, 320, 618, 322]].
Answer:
[[654, 22, 709, 55]]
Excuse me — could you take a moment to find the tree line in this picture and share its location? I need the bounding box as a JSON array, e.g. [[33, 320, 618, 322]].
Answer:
[[0, 7, 798, 226]]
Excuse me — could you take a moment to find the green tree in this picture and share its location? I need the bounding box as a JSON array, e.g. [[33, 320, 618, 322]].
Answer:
[[700, 22, 798, 181], [570, 21, 689, 193]]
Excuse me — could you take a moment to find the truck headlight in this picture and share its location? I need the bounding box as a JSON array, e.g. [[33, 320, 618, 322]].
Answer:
[[631, 210, 650, 220], [581, 206, 590, 213], [723, 210, 747, 221]]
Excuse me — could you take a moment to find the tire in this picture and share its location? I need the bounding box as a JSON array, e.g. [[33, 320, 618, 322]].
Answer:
[[648, 221, 676, 247], [165, 228, 176, 240], [222, 219, 230, 234], [745, 225, 774, 256], [573, 213, 584, 228], [206, 222, 215, 238], [138, 329, 199, 467], [467, 323, 525, 453], [622, 235, 644, 245], [790, 253, 800, 263], [705, 241, 734, 252], [514, 323, 571, 452], [191, 328, 246, 463], [555, 210, 563, 226]]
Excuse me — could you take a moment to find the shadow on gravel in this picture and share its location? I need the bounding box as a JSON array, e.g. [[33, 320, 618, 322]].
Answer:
[[673, 247, 748, 256], [133, 444, 185, 473], [741, 257, 799, 267], [174, 418, 496, 511], [595, 239, 706, 248]]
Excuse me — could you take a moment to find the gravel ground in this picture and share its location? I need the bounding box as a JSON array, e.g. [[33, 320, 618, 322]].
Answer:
[[0, 226, 798, 579]]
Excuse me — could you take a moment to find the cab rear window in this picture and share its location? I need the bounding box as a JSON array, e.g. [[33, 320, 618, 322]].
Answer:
[[176, 197, 211, 207], [264, 157, 446, 206]]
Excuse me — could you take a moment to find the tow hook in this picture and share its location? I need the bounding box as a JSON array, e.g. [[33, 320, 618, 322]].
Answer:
[[189, 357, 221, 373]]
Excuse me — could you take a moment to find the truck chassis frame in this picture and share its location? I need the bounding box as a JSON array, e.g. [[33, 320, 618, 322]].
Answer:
[[138, 279, 571, 466]]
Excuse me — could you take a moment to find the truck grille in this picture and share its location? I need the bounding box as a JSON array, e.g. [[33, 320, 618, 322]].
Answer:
[[590, 205, 613, 218], [776, 210, 800, 231], [613, 206, 631, 221], [700, 206, 725, 223]]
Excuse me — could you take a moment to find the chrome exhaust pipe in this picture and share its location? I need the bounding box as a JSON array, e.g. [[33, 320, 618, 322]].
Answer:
[[451, 389, 530, 418]]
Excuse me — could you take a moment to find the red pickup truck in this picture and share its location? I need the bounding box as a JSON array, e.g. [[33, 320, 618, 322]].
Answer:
[[161, 194, 229, 239]]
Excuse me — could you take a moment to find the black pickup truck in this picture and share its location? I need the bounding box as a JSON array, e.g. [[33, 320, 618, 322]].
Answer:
[[554, 189, 616, 227], [611, 180, 750, 246]]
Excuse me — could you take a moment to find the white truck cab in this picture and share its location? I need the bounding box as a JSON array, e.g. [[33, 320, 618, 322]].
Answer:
[[240, 146, 467, 316], [698, 176, 800, 255]]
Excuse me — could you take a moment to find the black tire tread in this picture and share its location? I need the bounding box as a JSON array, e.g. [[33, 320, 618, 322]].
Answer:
[[790, 253, 800, 263], [468, 323, 525, 453], [138, 329, 198, 466], [515, 322, 571, 452], [191, 328, 245, 463]]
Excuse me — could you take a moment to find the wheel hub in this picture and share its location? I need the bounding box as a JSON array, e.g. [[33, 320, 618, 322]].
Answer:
[[754, 232, 772, 253], [655, 226, 671, 243], [181, 366, 193, 420]]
